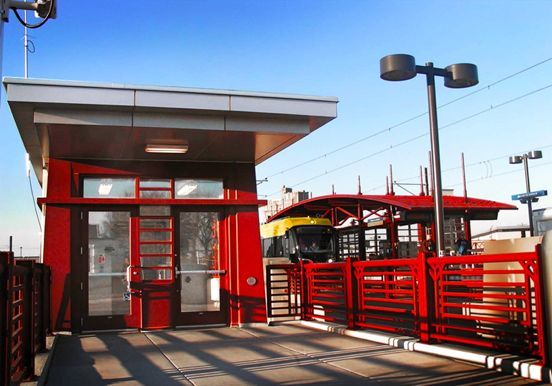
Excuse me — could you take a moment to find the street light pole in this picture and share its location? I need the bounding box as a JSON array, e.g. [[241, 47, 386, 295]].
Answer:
[[425, 63, 446, 257], [380, 54, 478, 256], [510, 150, 543, 236], [522, 156, 534, 236]]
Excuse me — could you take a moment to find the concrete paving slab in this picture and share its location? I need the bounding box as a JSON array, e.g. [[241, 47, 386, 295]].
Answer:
[[147, 328, 369, 386], [45, 325, 543, 386], [323, 347, 533, 385], [46, 333, 192, 386]]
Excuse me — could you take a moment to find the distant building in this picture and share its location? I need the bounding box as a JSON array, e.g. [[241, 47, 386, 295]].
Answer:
[[471, 207, 552, 242], [534, 207, 552, 236], [263, 186, 311, 220]]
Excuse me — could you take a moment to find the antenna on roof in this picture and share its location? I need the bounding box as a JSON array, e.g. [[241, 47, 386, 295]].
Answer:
[[24, 6, 28, 78], [332, 184, 335, 195], [357, 175, 362, 195], [385, 176, 389, 195]]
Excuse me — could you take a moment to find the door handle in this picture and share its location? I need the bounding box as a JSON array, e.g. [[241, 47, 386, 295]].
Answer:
[[176, 269, 227, 275], [126, 265, 131, 291], [126, 265, 140, 289]]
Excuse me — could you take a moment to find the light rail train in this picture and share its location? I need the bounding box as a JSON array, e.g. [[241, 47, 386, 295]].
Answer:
[[260, 217, 337, 264]]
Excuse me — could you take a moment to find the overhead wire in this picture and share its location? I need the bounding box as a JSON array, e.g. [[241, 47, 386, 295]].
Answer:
[[260, 82, 552, 197], [262, 57, 552, 181], [392, 144, 552, 184], [448, 160, 552, 188], [28, 173, 42, 233]]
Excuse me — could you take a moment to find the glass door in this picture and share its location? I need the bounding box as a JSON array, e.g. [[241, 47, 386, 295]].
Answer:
[[84, 210, 136, 330], [175, 211, 227, 326]]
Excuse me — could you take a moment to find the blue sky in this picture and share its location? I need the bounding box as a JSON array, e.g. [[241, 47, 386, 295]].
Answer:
[[1, 1, 551, 253]]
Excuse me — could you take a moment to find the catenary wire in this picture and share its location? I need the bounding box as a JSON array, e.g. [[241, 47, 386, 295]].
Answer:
[[260, 82, 552, 197], [28, 173, 42, 233], [448, 160, 552, 188], [391, 143, 552, 184], [263, 57, 552, 180]]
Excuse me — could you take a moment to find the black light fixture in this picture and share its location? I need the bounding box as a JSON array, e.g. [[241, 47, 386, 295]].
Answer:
[[380, 54, 479, 256]]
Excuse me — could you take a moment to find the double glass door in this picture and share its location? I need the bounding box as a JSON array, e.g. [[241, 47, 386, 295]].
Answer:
[[83, 207, 226, 331]]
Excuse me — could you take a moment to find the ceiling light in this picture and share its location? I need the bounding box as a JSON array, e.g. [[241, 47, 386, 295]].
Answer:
[[145, 144, 188, 154]]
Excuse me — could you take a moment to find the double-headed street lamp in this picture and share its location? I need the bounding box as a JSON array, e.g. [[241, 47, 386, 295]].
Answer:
[[380, 54, 478, 256], [509, 150, 543, 236]]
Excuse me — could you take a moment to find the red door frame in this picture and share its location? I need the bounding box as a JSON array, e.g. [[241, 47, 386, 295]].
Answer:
[[129, 215, 176, 330]]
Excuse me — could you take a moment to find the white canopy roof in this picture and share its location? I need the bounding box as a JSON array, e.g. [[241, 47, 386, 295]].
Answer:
[[4, 78, 338, 183]]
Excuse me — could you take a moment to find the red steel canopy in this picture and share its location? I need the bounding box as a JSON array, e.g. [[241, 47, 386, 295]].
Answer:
[[268, 194, 516, 224]]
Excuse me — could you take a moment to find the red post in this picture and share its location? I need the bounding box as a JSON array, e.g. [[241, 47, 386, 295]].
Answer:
[[299, 260, 309, 320], [0, 252, 11, 386], [42, 266, 51, 340], [344, 257, 357, 329], [417, 251, 434, 343], [533, 245, 548, 365], [21, 263, 34, 380]]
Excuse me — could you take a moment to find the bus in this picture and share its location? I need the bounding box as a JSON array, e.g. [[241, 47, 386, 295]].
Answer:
[[260, 217, 337, 263]]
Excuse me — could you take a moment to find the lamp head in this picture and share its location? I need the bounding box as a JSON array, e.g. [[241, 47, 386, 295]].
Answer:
[[509, 155, 523, 164], [528, 150, 542, 160], [444, 63, 479, 88], [380, 54, 417, 81]]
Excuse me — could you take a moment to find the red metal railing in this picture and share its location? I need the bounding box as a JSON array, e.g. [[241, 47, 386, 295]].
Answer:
[[0, 252, 51, 386], [428, 250, 546, 360], [266, 246, 548, 364], [303, 262, 347, 324], [353, 258, 419, 336]]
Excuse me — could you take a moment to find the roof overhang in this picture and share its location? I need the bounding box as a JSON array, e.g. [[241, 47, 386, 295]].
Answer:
[[3, 78, 338, 184]]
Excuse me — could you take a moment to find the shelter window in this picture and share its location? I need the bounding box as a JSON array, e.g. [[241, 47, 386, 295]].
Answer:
[[83, 178, 136, 198], [139, 179, 172, 199], [175, 179, 223, 199]]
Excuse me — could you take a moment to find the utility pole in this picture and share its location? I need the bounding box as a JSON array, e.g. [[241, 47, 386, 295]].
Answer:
[[24, 2, 28, 78]]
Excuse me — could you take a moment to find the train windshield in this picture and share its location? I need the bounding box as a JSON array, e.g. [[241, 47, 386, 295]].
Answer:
[[295, 226, 334, 253]]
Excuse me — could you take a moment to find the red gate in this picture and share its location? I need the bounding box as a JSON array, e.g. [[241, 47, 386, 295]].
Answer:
[[303, 262, 347, 324]]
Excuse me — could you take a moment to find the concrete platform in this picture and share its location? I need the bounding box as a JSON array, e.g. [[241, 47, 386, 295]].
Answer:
[[45, 324, 542, 385]]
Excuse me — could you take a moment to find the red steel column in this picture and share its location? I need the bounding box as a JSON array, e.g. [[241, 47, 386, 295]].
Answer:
[[344, 257, 357, 329], [534, 246, 548, 365], [234, 209, 267, 325], [417, 251, 434, 342]]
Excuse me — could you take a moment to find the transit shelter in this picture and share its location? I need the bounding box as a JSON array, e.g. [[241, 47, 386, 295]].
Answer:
[[4, 78, 338, 331], [268, 194, 516, 259]]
